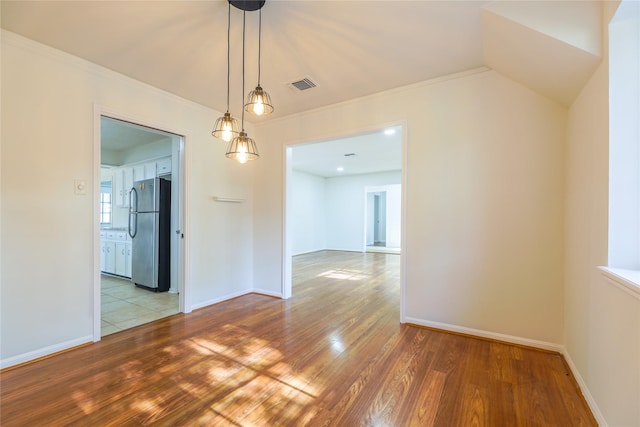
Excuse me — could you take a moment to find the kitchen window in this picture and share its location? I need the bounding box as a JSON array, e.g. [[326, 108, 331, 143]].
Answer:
[[100, 182, 112, 225]]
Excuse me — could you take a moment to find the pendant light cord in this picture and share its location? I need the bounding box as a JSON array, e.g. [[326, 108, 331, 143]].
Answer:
[[225, 2, 231, 112], [257, 9, 262, 85], [241, 10, 246, 131]]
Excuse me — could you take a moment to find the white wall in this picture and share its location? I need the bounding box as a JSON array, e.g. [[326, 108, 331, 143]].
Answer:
[[564, 2, 640, 425], [382, 185, 401, 248], [290, 170, 400, 255], [325, 172, 401, 252], [254, 69, 566, 346], [291, 170, 326, 255], [366, 192, 375, 245], [0, 31, 255, 366]]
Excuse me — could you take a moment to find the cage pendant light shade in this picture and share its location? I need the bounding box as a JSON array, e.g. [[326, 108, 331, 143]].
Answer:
[[245, 86, 274, 116], [226, 131, 259, 163], [212, 112, 240, 142]]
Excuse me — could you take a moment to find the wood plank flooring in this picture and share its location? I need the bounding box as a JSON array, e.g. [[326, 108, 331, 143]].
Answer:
[[0, 251, 596, 426]]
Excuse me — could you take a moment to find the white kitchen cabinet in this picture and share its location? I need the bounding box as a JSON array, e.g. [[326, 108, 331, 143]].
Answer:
[[103, 240, 116, 274], [133, 164, 146, 183], [123, 168, 133, 207], [156, 157, 171, 176], [133, 162, 157, 182], [144, 162, 157, 179], [125, 242, 132, 278], [112, 168, 124, 207], [115, 241, 127, 276], [113, 167, 133, 207], [100, 231, 107, 271], [101, 230, 132, 278]]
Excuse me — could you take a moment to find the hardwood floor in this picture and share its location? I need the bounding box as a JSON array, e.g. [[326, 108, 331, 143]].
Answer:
[[1, 251, 596, 426]]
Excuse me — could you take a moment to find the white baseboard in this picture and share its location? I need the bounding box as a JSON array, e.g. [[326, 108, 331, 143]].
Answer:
[[292, 249, 325, 256], [252, 288, 283, 298], [190, 289, 253, 311], [325, 247, 365, 253], [562, 349, 608, 427], [190, 288, 286, 312], [404, 317, 563, 352], [1, 335, 93, 370]]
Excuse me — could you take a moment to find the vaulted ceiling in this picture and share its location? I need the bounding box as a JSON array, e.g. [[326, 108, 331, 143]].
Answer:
[[1, 0, 603, 124]]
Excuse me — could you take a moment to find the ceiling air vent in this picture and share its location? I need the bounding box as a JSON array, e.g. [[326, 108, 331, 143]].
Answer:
[[288, 77, 318, 91]]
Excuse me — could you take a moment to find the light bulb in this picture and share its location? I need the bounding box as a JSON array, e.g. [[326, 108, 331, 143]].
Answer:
[[253, 97, 265, 116], [213, 112, 238, 142], [237, 142, 248, 164], [221, 123, 233, 142]]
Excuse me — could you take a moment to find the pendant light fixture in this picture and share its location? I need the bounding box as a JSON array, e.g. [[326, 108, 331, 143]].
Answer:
[[244, 7, 274, 116], [226, 10, 259, 163], [212, 2, 240, 142]]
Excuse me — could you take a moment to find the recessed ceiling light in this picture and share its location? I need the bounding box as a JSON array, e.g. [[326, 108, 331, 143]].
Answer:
[[337, 166, 344, 172], [384, 128, 396, 136]]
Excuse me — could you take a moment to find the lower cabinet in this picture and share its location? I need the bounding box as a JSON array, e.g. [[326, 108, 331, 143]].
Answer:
[[125, 242, 132, 278], [100, 234, 106, 271], [103, 240, 116, 274], [101, 230, 132, 278], [115, 241, 127, 277]]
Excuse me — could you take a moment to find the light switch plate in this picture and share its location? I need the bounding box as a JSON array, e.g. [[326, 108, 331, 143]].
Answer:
[[74, 179, 87, 195]]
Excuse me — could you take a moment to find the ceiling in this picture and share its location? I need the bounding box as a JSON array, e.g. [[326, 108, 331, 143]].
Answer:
[[101, 117, 173, 153], [1, 1, 603, 124], [291, 126, 402, 178], [2, 1, 603, 175]]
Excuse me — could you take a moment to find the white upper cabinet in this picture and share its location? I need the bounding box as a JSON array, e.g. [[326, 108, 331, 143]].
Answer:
[[144, 162, 157, 179], [156, 157, 171, 176], [133, 162, 159, 182], [108, 157, 171, 208], [113, 167, 133, 207], [132, 164, 146, 183]]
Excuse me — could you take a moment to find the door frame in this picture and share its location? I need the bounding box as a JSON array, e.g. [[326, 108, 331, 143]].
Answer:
[[282, 121, 408, 322], [92, 104, 191, 341]]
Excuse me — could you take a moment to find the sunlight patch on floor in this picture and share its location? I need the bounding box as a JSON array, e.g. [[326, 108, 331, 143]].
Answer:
[[132, 399, 161, 414], [317, 269, 370, 280], [71, 390, 98, 415], [167, 334, 322, 424]]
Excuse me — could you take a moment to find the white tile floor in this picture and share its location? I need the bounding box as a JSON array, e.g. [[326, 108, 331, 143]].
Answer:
[[101, 275, 179, 336]]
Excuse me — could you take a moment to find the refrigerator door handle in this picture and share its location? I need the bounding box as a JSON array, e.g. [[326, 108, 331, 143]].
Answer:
[[128, 213, 137, 238], [128, 187, 138, 238]]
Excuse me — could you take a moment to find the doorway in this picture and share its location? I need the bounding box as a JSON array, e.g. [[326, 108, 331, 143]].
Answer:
[[283, 124, 406, 315], [364, 185, 401, 254], [95, 113, 186, 339], [374, 193, 385, 245], [370, 192, 386, 246]]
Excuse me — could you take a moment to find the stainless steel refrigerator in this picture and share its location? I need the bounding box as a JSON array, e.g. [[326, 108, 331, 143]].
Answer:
[[128, 177, 171, 292]]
